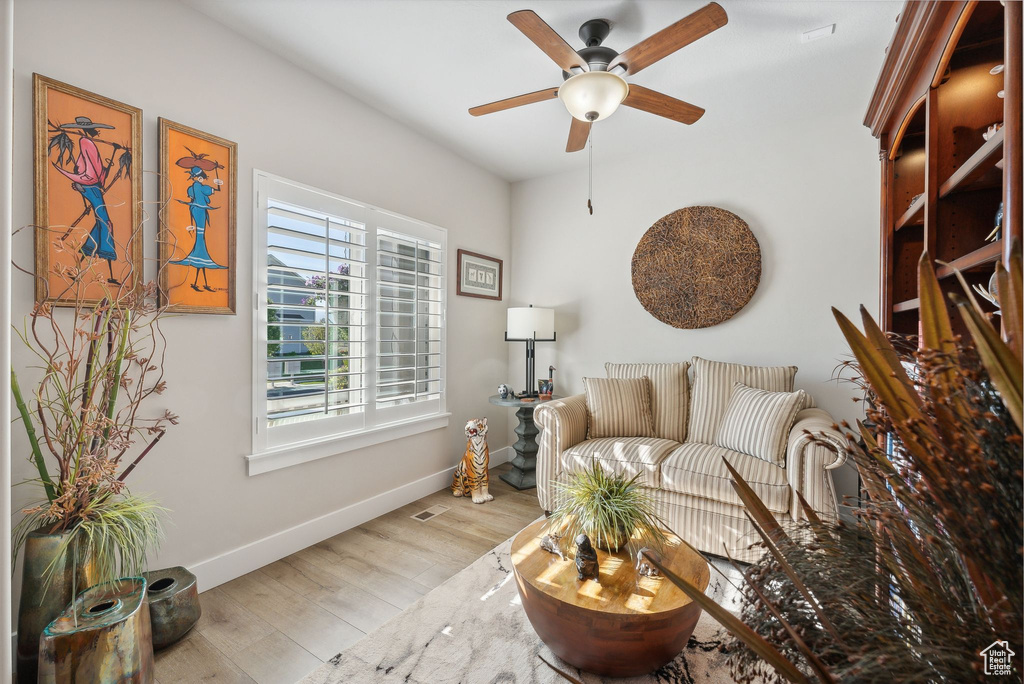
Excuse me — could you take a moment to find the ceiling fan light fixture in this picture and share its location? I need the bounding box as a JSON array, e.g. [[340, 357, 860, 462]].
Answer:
[[557, 71, 629, 122]]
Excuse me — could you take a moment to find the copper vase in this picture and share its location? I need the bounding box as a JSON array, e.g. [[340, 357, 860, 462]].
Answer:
[[143, 566, 201, 649], [38, 577, 154, 683], [16, 527, 97, 684]]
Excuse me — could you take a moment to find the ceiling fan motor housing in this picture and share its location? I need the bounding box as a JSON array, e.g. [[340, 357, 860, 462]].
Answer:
[[561, 18, 617, 79], [579, 18, 611, 47]]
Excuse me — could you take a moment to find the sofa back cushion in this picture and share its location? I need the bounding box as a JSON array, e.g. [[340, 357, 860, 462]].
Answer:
[[605, 362, 690, 442], [583, 377, 656, 439], [687, 356, 798, 445], [715, 383, 806, 466]]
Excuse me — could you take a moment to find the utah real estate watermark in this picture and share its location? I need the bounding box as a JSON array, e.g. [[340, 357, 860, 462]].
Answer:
[[980, 641, 1015, 676]]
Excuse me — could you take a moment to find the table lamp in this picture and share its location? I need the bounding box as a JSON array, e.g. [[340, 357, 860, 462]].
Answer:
[[506, 305, 556, 398]]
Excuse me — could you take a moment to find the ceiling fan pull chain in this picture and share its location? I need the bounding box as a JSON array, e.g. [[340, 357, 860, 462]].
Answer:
[[588, 126, 594, 215]]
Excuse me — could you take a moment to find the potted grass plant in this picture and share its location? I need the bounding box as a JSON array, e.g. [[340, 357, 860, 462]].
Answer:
[[548, 463, 669, 559], [642, 247, 1023, 683], [11, 270, 176, 681]]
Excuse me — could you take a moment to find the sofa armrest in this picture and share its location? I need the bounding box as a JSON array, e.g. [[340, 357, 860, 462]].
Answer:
[[786, 408, 849, 521], [533, 393, 588, 511]]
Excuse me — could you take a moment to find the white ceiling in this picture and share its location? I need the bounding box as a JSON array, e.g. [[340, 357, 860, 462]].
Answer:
[[182, 0, 901, 182]]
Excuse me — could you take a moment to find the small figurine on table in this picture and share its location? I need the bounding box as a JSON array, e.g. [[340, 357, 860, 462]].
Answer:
[[538, 367, 556, 399], [636, 557, 660, 578], [574, 534, 599, 583], [540, 531, 566, 560]]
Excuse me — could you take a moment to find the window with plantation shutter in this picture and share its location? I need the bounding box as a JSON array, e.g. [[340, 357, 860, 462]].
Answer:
[[251, 173, 448, 473], [376, 229, 444, 412], [265, 201, 368, 429]]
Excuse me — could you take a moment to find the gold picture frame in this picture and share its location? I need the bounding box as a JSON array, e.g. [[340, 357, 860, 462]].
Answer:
[[33, 74, 144, 305], [158, 118, 237, 314]]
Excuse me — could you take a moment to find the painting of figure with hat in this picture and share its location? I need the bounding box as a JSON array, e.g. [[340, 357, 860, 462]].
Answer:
[[158, 118, 237, 314], [33, 74, 142, 305], [51, 116, 122, 282], [170, 150, 227, 292]]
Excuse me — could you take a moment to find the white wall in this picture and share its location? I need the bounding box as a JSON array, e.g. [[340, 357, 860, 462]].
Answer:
[[508, 84, 880, 502], [9, 0, 511, 606], [2, 0, 14, 671]]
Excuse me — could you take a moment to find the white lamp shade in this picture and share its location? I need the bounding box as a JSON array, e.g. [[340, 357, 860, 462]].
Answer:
[[507, 307, 555, 340], [557, 71, 629, 122]]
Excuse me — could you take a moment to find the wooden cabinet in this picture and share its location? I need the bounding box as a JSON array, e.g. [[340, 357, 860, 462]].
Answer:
[[865, 1, 1022, 335]]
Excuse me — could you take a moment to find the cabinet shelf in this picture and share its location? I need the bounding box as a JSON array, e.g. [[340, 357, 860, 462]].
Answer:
[[936, 240, 1003, 278], [894, 195, 925, 231], [939, 128, 1004, 198], [869, 1, 1019, 334], [893, 298, 920, 313]]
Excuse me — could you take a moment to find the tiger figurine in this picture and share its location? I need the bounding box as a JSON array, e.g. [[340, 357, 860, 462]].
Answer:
[[452, 418, 493, 504]]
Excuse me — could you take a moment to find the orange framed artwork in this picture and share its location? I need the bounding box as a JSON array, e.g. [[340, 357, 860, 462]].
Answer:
[[158, 118, 237, 314], [33, 74, 143, 306]]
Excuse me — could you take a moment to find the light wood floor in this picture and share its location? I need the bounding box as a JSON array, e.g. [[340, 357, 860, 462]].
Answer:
[[153, 463, 542, 684]]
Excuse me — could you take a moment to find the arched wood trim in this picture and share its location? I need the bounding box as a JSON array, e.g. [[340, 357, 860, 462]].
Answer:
[[887, 94, 927, 161], [931, 1, 979, 88]]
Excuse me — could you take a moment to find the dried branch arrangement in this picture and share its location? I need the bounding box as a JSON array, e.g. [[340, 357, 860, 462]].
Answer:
[[11, 224, 176, 588], [644, 244, 1022, 683]]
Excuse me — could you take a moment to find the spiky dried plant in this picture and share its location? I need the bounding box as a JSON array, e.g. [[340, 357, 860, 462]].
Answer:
[[11, 224, 177, 589], [644, 245, 1022, 683]]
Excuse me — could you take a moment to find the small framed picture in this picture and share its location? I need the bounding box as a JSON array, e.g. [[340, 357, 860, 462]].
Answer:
[[456, 249, 502, 300]]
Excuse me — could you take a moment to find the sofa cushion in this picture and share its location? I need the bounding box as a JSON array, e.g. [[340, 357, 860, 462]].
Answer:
[[606, 361, 690, 443], [562, 437, 680, 489], [687, 357, 798, 445], [583, 377, 656, 438], [715, 383, 807, 466], [660, 442, 791, 513]]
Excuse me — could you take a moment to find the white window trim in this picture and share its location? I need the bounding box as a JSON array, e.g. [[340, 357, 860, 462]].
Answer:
[[249, 170, 448, 475]]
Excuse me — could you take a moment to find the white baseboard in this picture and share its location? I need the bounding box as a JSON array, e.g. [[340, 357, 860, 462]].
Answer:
[[188, 445, 514, 592], [490, 445, 512, 466]]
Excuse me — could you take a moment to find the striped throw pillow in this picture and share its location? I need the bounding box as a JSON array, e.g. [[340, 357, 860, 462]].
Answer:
[[687, 357, 798, 445], [583, 377, 656, 439], [605, 362, 690, 442], [715, 383, 807, 466]]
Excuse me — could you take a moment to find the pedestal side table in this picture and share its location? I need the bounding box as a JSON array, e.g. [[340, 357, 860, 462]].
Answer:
[[488, 394, 561, 490]]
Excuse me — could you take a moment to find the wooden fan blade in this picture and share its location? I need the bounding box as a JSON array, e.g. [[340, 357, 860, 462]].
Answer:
[[609, 2, 727, 76], [469, 88, 560, 116], [566, 117, 591, 153], [508, 10, 589, 73], [622, 84, 705, 124]]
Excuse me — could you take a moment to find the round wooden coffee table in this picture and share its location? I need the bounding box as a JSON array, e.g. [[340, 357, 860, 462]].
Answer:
[[510, 518, 710, 677]]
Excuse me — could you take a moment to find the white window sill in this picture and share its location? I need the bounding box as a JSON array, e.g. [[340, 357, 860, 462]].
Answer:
[[247, 412, 451, 476]]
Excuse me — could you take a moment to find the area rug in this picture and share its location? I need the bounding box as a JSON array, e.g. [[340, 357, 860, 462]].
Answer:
[[301, 530, 745, 684]]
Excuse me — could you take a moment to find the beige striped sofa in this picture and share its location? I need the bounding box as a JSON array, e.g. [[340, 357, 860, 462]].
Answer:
[[533, 358, 848, 563]]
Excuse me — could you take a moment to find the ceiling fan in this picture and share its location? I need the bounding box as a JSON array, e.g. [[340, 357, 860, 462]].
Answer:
[[469, 3, 728, 153]]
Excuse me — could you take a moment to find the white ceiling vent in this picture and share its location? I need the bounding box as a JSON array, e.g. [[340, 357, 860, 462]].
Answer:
[[801, 24, 836, 43]]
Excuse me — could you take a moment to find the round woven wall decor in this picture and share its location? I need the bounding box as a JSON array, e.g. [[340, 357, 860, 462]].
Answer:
[[631, 206, 761, 329]]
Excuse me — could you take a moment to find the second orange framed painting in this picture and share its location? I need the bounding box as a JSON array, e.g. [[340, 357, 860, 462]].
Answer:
[[158, 118, 237, 314]]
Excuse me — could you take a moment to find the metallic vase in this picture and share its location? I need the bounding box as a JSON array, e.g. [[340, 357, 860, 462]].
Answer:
[[38, 577, 154, 683], [143, 566, 201, 649], [16, 527, 97, 684]]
